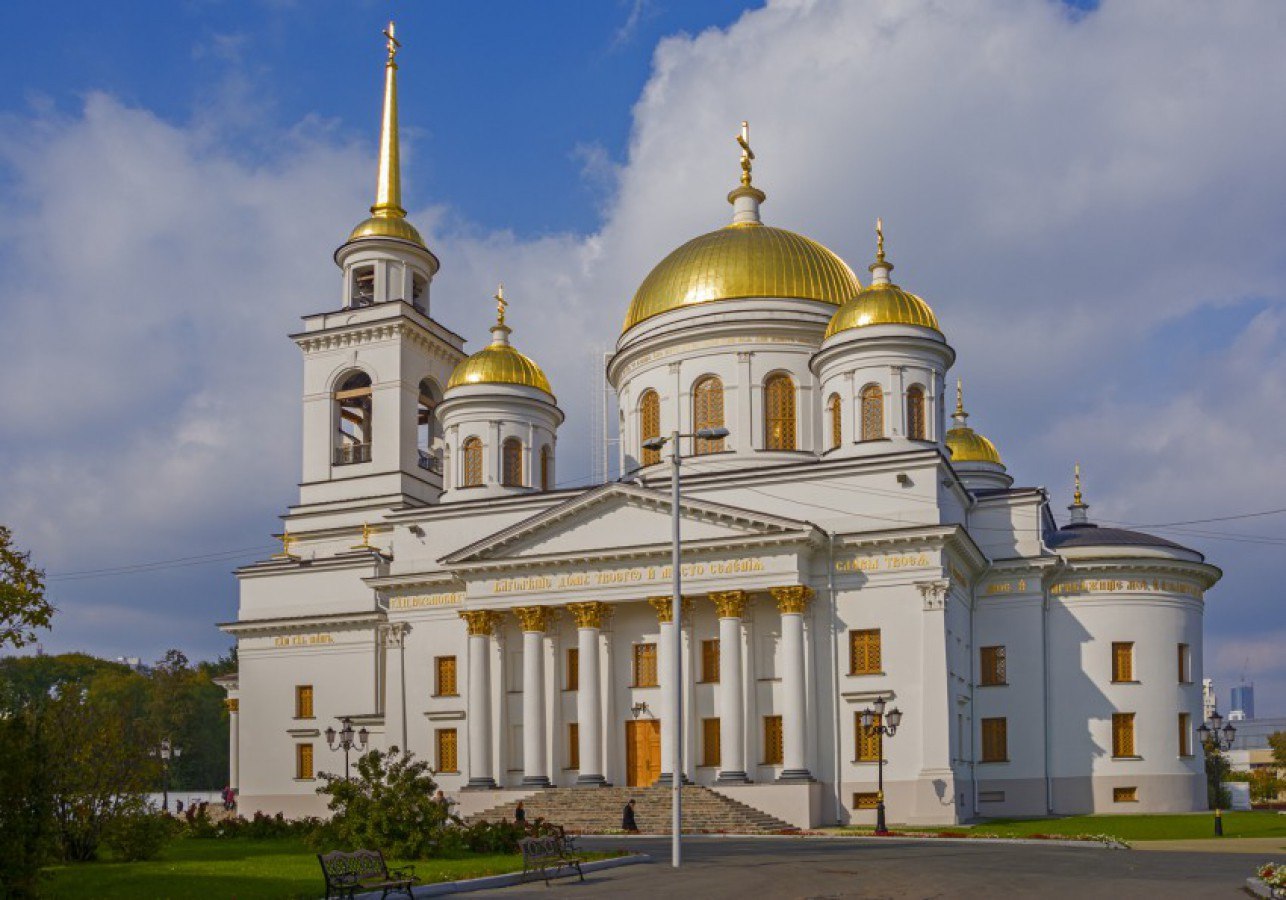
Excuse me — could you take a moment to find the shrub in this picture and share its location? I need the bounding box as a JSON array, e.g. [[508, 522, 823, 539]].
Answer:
[[185, 805, 318, 840], [102, 803, 179, 861]]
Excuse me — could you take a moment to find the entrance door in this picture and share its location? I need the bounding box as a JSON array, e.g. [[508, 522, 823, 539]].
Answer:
[[625, 720, 661, 787]]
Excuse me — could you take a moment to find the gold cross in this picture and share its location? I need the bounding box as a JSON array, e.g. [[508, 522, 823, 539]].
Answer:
[[383, 21, 401, 63], [1073, 462, 1083, 505], [876, 217, 886, 263], [736, 120, 754, 186], [495, 283, 508, 326]]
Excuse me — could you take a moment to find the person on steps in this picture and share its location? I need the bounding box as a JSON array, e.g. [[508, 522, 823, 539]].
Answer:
[[622, 798, 639, 833], [515, 800, 526, 825]]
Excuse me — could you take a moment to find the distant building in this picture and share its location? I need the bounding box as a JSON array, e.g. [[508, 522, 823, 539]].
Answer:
[[1226, 716, 1286, 775], [1203, 678, 1217, 721], [1231, 683, 1255, 721]]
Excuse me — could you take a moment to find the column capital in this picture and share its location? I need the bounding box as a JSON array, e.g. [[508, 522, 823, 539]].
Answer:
[[708, 590, 750, 618], [917, 579, 950, 611], [224, 698, 239, 713], [513, 605, 554, 633], [647, 595, 694, 624], [770, 584, 815, 615], [382, 621, 409, 647], [459, 609, 502, 636], [566, 601, 609, 630]]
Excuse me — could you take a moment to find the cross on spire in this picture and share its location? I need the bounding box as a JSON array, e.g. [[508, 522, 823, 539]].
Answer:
[[876, 217, 886, 263], [736, 120, 755, 187], [383, 21, 400, 63], [495, 283, 508, 326]]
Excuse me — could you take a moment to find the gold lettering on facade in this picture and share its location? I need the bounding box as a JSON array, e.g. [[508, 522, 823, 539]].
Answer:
[[389, 592, 464, 610], [1050, 579, 1201, 598], [272, 634, 336, 648], [984, 579, 1029, 595], [490, 558, 766, 595], [834, 553, 930, 574]]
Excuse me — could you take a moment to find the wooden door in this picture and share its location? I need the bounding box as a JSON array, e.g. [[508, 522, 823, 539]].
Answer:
[[625, 720, 661, 787]]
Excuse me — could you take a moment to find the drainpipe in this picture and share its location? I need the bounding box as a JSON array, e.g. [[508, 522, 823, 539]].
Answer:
[[828, 531, 843, 824]]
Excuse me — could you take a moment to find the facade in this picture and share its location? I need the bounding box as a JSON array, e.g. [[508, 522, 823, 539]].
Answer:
[[218, 28, 1222, 827], [1230, 683, 1255, 721]]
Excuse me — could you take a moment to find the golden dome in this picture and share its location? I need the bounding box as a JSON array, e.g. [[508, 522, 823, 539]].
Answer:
[[946, 426, 1003, 465], [825, 282, 940, 338], [348, 214, 426, 247], [622, 223, 861, 333], [448, 342, 553, 396]]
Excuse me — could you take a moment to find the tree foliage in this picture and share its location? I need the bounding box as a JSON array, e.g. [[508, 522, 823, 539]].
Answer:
[[0, 526, 53, 649], [1270, 731, 1286, 768], [0, 712, 54, 898], [1203, 738, 1232, 809]]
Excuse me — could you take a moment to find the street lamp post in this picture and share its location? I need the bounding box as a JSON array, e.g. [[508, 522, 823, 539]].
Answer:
[[325, 717, 370, 781], [1197, 709, 1237, 836], [153, 737, 182, 813], [642, 425, 730, 870], [859, 696, 903, 836]]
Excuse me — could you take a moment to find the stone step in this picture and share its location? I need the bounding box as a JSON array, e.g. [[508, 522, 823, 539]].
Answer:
[[466, 785, 796, 834]]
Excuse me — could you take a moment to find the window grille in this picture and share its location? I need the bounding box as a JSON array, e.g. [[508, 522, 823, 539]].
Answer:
[[980, 646, 1007, 686], [1112, 642, 1135, 682], [568, 723, 579, 770], [763, 715, 784, 765], [633, 643, 658, 687], [849, 629, 882, 675], [701, 639, 720, 683], [1112, 713, 1136, 758], [856, 713, 882, 762], [640, 390, 661, 465], [702, 718, 721, 767], [860, 384, 884, 440], [436, 728, 458, 773], [435, 657, 458, 696], [828, 393, 842, 449], [906, 385, 926, 440], [461, 437, 483, 487], [692, 377, 726, 454], [566, 648, 579, 691], [502, 438, 523, 487], [1113, 786, 1138, 803], [296, 743, 314, 779], [981, 717, 1008, 762], [295, 685, 314, 719], [764, 374, 797, 450]]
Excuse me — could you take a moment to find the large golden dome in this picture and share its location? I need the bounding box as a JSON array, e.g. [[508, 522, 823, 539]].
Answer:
[[622, 223, 861, 333], [448, 342, 553, 396]]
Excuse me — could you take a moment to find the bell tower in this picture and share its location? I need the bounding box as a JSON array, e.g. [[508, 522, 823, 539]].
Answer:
[[292, 21, 464, 512]]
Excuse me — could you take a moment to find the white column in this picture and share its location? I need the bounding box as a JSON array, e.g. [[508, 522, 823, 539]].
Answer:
[[226, 698, 240, 791], [650, 596, 681, 784], [516, 606, 552, 787], [710, 591, 749, 783], [772, 586, 815, 782], [568, 602, 608, 786], [460, 611, 499, 789]]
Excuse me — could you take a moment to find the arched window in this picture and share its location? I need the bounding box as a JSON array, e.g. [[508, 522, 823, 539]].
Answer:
[[827, 393, 842, 450], [763, 373, 797, 451], [639, 390, 661, 466], [692, 376, 726, 455], [906, 385, 926, 440], [461, 437, 483, 487], [860, 384, 884, 441], [334, 371, 373, 465], [417, 379, 443, 473], [540, 445, 552, 491], [502, 437, 523, 487]]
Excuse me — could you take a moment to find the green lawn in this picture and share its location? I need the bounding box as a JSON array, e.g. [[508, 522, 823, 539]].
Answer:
[[841, 811, 1286, 842], [39, 837, 616, 900]]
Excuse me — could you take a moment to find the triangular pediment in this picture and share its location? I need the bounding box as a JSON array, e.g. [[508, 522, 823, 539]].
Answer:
[[439, 483, 816, 566]]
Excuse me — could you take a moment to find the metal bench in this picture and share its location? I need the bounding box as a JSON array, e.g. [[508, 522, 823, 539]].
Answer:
[[519, 835, 585, 886], [317, 849, 417, 899]]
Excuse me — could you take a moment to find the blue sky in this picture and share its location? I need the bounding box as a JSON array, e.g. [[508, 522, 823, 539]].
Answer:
[[2, 0, 1284, 718]]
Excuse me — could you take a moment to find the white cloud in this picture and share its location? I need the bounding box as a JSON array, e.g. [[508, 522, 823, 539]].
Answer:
[[4, 1, 1286, 710]]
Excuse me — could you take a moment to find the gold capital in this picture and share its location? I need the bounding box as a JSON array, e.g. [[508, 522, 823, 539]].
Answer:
[[513, 605, 553, 633], [708, 590, 749, 619], [460, 610, 502, 637], [224, 698, 239, 713], [647, 596, 694, 624], [770, 585, 814, 615], [566, 601, 609, 630]]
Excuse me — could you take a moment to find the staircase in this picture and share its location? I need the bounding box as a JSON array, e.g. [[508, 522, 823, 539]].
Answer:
[[466, 785, 796, 834]]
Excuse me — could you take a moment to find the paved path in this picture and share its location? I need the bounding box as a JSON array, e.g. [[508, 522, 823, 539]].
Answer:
[[472, 836, 1277, 898], [1137, 836, 1286, 854]]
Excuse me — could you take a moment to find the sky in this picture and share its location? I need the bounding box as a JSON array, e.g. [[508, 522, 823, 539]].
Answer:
[[1, 0, 1284, 717]]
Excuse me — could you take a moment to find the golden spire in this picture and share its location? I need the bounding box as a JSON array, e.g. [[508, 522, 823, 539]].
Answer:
[[955, 377, 965, 417], [495, 283, 508, 327], [876, 217, 886, 264], [1073, 462, 1083, 506], [736, 120, 755, 187], [371, 21, 405, 221]]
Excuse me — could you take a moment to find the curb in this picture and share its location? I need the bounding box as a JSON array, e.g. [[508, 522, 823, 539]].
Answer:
[[578, 832, 1127, 850], [1245, 877, 1274, 899], [352, 853, 651, 898]]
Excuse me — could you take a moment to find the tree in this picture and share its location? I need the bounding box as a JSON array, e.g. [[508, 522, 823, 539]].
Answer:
[[0, 711, 54, 898], [1203, 737, 1232, 810], [1269, 731, 1286, 768], [0, 526, 53, 649]]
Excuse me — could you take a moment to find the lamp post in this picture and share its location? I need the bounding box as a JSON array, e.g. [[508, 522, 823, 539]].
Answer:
[[1197, 709, 1236, 836], [325, 717, 369, 781], [642, 425, 730, 870], [858, 696, 903, 836], [153, 737, 182, 813]]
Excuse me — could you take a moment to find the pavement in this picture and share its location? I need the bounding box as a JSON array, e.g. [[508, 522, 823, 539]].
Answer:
[[464, 835, 1282, 899], [1138, 836, 1286, 854]]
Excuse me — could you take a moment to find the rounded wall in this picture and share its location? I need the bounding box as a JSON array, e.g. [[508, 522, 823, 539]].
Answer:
[[438, 384, 563, 501], [335, 238, 438, 312]]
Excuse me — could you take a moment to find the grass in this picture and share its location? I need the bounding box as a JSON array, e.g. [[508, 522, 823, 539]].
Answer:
[[839, 811, 1286, 842], [39, 836, 619, 900]]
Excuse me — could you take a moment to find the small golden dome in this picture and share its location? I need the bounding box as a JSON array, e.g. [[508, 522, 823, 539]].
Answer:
[[622, 224, 860, 333], [348, 214, 426, 248], [448, 342, 553, 396], [825, 282, 940, 338], [946, 426, 1003, 465]]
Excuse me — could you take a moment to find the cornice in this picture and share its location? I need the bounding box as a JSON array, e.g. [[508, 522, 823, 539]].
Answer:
[[293, 319, 465, 366], [218, 610, 385, 636]]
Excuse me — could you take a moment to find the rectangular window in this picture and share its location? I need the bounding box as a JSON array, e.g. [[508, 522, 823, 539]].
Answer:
[[978, 791, 1006, 804], [849, 629, 882, 675], [763, 715, 783, 765], [566, 648, 579, 691], [296, 743, 314, 779], [434, 657, 458, 697], [853, 792, 880, 810], [980, 646, 1007, 686], [568, 723, 579, 770], [981, 717, 1008, 763], [436, 728, 459, 773], [1178, 712, 1193, 757], [633, 643, 658, 687], [295, 685, 314, 719], [701, 639, 720, 683], [702, 718, 721, 767], [1112, 642, 1135, 682], [1113, 786, 1138, 803], [855, 713, 882, 762], [1177, 643, 1191, 683], [1112, 713, 1137, 758]]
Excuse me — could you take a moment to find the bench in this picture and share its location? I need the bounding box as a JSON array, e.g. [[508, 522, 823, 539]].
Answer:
[[318, 849, 417, 900], [519, 835, 585, 885]]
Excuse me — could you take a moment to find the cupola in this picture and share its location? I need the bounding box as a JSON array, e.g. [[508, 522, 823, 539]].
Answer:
[[945, 379, 1011, 490]]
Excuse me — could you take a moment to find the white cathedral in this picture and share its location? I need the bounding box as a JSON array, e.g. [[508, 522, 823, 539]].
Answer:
[[219, 26, 1220, 828]]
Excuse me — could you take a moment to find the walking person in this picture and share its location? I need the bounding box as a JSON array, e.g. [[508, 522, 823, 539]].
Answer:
[[514, 800, 526, 825], [622, 798, 639, 833]]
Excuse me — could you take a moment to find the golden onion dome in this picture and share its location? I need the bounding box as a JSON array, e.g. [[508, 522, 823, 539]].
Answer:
[[945, 380, 1003, 465], [348, 214, 426, 248], [623, 223, 860, 333], [447, 286, 554, 397], [825, 281, 940, 338]]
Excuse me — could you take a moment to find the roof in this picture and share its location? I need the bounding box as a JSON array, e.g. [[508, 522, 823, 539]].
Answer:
[[1045, 522, 1200, 557]]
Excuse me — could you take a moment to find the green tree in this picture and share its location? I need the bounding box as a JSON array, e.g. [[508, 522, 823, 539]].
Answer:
[[0, 526, 53, 649], [1269, 731, 1286, 767], [1203, 737, 1232, 810], [149, 649, 229, 790], [0, 711, 54, 898]]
